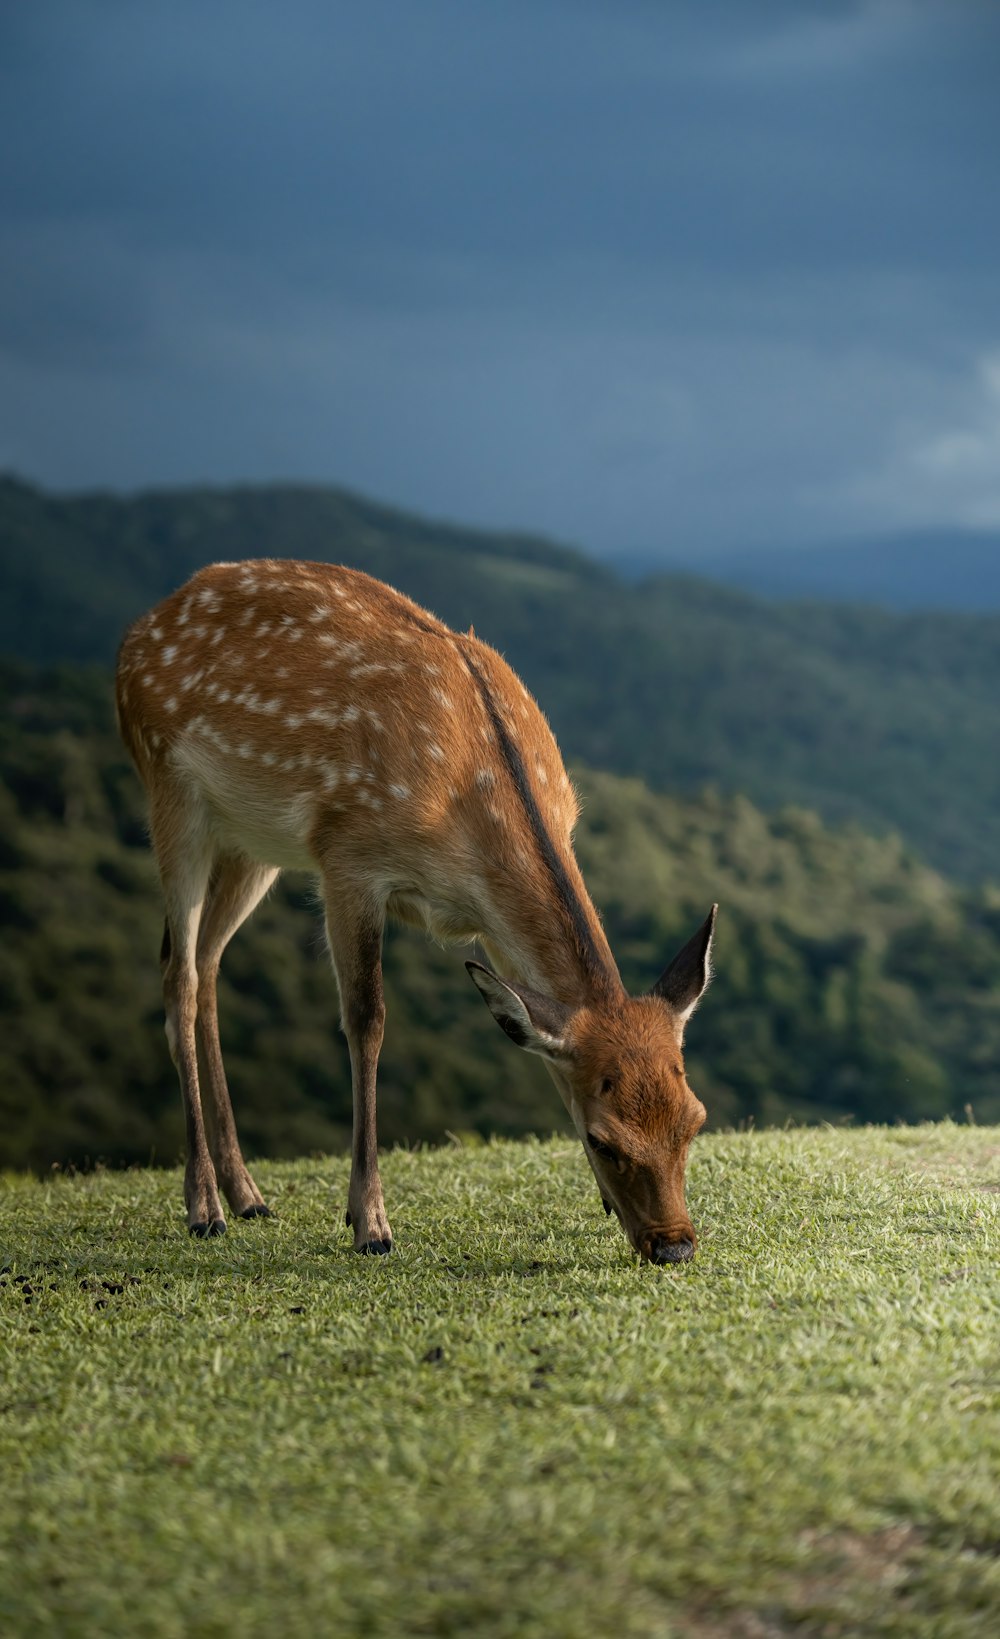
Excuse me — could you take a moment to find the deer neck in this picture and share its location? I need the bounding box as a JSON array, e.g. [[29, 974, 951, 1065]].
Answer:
[[478, 857, 624, 1011]]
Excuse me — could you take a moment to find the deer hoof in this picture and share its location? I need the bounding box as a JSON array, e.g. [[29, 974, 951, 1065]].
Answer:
[[358, 1238, 392, 1256], [240, 1203, 272, 1219], [189, 1218, 227, 1238]]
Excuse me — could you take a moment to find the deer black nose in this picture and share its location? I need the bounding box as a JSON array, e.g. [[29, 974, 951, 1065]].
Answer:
[[650, 1236, 695, 1265]]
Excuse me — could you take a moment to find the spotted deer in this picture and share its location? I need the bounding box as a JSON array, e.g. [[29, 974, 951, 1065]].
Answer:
[[115, 559, 717, 1262]]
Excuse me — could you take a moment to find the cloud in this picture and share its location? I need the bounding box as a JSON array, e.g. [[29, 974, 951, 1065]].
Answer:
[[900, 353, 1000, 527], [1, 1, 999, 557], [829, 350, 1000, 533]]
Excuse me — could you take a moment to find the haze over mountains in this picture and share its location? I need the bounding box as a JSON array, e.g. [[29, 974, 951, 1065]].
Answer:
[[691, 530, 1000, 612]]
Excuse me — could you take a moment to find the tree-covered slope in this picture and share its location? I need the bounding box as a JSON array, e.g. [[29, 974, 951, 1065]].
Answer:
[[3, 476, 1000, 879], [4, 660, 1000, 1171]]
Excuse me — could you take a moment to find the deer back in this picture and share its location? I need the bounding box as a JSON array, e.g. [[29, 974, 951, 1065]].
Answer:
[[116, 559, 616, 995]]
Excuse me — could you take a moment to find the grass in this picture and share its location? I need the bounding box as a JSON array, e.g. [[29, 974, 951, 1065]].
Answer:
[[1, 1124, 998, 1637]]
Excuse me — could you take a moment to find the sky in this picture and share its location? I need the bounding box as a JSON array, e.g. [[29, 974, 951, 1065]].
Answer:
[[2, 0, 999, 563]]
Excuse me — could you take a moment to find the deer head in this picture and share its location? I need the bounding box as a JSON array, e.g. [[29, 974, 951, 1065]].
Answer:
[[468, 905, 716, 1264]]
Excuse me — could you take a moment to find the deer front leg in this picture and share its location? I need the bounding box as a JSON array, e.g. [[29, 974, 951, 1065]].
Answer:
[[323, 881, 393, 1255]]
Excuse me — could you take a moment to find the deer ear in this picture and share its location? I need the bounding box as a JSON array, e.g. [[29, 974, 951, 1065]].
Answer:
[[466, 962, 572, 1060], [652, 905, 717, 1029]]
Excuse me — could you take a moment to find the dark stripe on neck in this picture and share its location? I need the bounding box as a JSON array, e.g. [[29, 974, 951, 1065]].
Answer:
[[460, 646, 619, 996]]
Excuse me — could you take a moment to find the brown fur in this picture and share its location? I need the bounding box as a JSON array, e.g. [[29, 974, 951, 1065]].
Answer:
[[116, 559, 715, 1259]]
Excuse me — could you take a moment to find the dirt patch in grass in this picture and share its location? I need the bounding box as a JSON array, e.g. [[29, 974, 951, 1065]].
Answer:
[[682, 1526, 925, 1637]]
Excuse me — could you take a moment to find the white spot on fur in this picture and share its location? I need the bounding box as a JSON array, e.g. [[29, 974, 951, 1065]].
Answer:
[[211, 628, 225, 646], [476, 768, 496, 788], [390, 783, 410, 800], [165, 697, 178, 713], [343, 705, 359, 724], [431, 688, 454, 711], [428, 742, 445, 761], [162, 645, 178, 664]]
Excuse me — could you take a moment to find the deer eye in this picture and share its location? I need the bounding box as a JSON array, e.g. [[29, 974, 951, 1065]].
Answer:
[[599, 1076, 614, 1095], [587, 1133, 619, 1166]]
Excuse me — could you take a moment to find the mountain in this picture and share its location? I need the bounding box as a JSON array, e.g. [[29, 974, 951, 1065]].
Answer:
[[4, 658, 999, 1169], [2, 476, 1000, 882], [695, 529, 1000, 611]]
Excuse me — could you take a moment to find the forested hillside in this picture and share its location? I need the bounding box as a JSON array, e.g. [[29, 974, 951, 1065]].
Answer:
[[3, 660, 999, 1171], [2, 476, 999, 880]]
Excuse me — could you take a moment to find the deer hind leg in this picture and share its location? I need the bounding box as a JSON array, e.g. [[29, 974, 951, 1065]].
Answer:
[[152, 790, 224, 1236], [322, 877, 392, 1254], [195, 855, 280, 1219]]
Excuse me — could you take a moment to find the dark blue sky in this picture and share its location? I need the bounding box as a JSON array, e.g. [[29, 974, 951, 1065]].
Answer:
[[2, 0, 999, 561]]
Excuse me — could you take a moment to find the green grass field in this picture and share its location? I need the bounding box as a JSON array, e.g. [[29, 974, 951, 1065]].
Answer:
[[1, 1125, 998, 1637]]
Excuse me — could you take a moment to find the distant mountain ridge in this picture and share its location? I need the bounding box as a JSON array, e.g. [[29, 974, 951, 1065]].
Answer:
[[693, 529, 1000, 611], [3, 475, 1000, 882]]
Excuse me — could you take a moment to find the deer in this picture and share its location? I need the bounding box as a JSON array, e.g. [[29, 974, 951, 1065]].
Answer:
[[115, 558, 717, 1263]]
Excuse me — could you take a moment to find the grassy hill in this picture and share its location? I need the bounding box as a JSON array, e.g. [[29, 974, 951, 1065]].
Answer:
[[2, 1127, 998, 1637], [4, 659, 1000, 1169], [3, 476, 1000, 880]]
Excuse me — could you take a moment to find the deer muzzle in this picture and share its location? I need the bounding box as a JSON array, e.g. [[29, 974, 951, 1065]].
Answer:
[[640, 1229, 696, 1265]]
